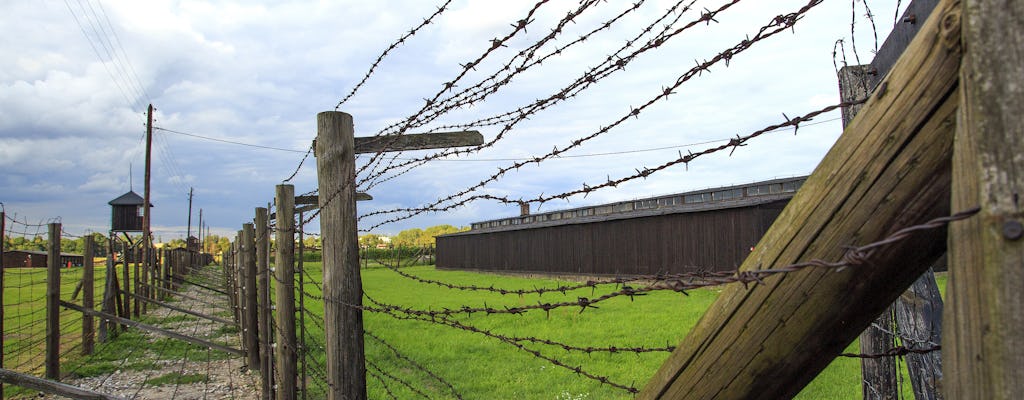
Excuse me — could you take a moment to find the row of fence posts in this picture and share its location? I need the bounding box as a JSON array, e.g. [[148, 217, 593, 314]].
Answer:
[[221, 187, 299, 400], [223, 110, 472, 400], [0, 217, 200, 391]]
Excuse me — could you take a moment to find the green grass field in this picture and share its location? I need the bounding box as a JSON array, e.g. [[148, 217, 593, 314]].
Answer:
[[296, 262, 947, 399]]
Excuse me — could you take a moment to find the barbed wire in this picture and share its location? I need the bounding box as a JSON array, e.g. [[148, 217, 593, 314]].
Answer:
[[359, 97, 857, 231], [345, 207, 978, 319], [334, 0, 456, 109], [356, 0, 726, 191], [352, 0, 558, 180]]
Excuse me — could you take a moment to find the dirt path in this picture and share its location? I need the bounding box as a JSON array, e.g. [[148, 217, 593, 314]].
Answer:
[[48, 278, 261, 400]]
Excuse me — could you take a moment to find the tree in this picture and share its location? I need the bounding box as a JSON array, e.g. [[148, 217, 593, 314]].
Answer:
[[359, 234, 385, 248]]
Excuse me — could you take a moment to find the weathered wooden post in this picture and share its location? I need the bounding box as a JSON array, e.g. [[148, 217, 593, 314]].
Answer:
[[83, 235, 95, 355], [297, 212, 308, 400], [133, 247, 140, 317], [122, 240, 131, 319], [255, 207, 273, 399], [315, 111, 483, 399], [275, 184, 298, 400], [638, 0, 963, 396], [0, 211, 4, 390], [944, 0, 1024, 398], [242, 223, 261, 370], [45, 223, 61, 380], [316, 111, 365, 399]]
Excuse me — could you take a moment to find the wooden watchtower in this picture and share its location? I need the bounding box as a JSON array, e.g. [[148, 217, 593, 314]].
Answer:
[[108, 191, 151, 232]]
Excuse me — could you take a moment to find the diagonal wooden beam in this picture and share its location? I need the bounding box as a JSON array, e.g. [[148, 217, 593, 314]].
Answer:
[[639, 0, 964, 397], [60, 301, 244, 356], [0, 368, 126, 400]]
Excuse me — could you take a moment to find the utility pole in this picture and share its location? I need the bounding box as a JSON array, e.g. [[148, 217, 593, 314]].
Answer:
[[143, 104, 154, 301], [187, 187, 194, 241], [198, 208, 203, 252]]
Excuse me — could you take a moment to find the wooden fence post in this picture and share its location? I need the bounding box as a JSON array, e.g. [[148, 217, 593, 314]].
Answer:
[[242, 223, 261, 370], [638, 1, 962, 396], [945, 0, 1024, 398], [255, 207, 273, 399], [1, 211, 5, 394], [133, 247, 140, 317], [275, 184, 298, 400], [315, 111, 366, 400], [122, 240, 130, 320], [83, 235, 95, 355], [45, 223, 61, 380], [297, 212, 308, 400]]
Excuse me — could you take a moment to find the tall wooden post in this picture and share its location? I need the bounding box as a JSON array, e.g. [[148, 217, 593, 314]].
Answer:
[[142, 103, 153, 315], [945, 0, 1024, 398], [82, 235, 95, 355], [255, 207, 273, 399], [316, 111, 366, 400], [1, 211, 5, 394], [133, 247, 140, 318], [275, 185, 297, 400], [45, 223, 61, 380], [242, 223, 261, 370], [122, 240, 130, 319], [298, 212, 308, 400]]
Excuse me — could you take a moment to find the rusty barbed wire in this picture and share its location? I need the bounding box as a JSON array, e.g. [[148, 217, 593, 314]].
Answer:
[[366, 331, 463, 399], [353, 0, 557, 180], [282, 141, 315, 183], [346, 206, 978, 319], [359, 295, 640, 394], [357, 0, 728, 191], [840, 344, 941, 359], [335, 0, 455, 109], [367, 359, 434, 398], [354, 0, 827, 230], [359, 97, 855, 231]]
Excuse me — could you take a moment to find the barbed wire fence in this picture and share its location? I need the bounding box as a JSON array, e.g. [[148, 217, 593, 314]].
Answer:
[[215, 0, 952, 398]]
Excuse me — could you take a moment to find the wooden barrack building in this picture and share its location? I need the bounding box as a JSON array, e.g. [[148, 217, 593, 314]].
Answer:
[[436, 176, 806, 276]]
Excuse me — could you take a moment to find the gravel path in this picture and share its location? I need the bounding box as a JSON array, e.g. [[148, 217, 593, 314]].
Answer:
[[46, 278, 261, 400]]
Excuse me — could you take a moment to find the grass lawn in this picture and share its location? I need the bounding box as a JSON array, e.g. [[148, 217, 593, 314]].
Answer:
[[296, 263, 947, 399]]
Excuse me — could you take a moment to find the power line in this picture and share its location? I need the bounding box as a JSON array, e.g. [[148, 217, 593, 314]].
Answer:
[[154, 127, 309, 153]]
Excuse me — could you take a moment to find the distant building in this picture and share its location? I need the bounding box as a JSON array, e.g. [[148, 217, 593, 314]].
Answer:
[[2, 250, 85, 268], [437, 176, 806, 276]]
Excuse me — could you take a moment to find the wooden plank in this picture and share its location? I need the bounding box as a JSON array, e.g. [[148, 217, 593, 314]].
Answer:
[[45, 223, 60, 380], [316, 111, 367, 400], [869, 0, 941, 91], [275, 184, 298, 400], [59, 301, 244, 356], [639, 0, 963, 397], [0, 368, 126, 400], [351, 130, 483, 154], [944, 0, 1024, 397], [894, 266, 945, 399]]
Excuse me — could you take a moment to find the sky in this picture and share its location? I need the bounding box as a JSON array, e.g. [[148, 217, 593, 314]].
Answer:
[[0, 0, 910, 241]]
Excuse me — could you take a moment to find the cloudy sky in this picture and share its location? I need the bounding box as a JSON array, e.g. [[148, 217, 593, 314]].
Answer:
[[0, 0, 908, 240]]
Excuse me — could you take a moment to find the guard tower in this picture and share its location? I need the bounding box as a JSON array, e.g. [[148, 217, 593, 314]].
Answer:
[[108, 191, 150, 232]]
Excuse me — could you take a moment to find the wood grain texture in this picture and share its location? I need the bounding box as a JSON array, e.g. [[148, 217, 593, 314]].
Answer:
[[639, 0, 963, 397], [944, 0, 1024, 397], [315, 111, 366, 400], [274, 185, 297, 400], [352, 130, 483, 154]]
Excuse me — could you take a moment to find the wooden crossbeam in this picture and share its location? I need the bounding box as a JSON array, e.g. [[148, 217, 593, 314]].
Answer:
[[59, 301, 244, 356], [351, 130, 483, 154], [639, 0, 963, 397], [0, 368, 126, 400]]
